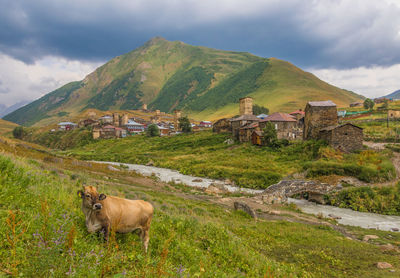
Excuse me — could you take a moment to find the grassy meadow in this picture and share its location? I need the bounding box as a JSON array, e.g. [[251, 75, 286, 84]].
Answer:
[[1, 140, 400, 277], [65, 131, 395, 189]]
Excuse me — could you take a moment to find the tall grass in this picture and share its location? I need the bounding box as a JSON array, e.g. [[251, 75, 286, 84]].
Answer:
[[1, 153, 399, 277]]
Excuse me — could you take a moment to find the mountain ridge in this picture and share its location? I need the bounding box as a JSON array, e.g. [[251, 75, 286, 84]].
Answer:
[[4, 37, 364, 126]]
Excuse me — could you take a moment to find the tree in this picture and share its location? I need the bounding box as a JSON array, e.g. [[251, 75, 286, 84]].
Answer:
[[12, 126, 25, 139], [382, 99, 389, 109], [146, 124, 160, 137], [363, 98, 375, 110], [262, 122, 277, 146], [179, 116, 192, 133], [253, 104, 269, 115]]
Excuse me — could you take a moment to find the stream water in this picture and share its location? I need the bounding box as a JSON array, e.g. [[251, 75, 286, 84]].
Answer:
[[95, 161, 400, 231], [288, 198, 400, 231]]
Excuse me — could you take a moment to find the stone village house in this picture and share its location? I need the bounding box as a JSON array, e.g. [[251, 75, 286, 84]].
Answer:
[[259, 112, 300, 140], [319, 123, 363, 152], [303, 100, 363, 152]]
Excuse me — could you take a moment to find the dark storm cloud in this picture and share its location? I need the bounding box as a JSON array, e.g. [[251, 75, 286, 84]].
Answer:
[[0, 0, 399, 68]]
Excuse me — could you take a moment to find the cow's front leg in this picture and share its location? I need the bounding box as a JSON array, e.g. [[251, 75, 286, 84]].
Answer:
[[101, 225, 110, 242]]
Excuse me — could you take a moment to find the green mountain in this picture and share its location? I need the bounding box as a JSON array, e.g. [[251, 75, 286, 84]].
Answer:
[[4, 37, 364, 126]]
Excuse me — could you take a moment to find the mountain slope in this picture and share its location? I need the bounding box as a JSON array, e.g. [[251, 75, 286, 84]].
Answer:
[[4, 37, 363, 126], [385, 89, 400, 99]]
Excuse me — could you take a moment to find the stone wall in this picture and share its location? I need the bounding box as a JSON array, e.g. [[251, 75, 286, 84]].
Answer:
[[213, 118, 231, 133], [320, 124, 363, 152], [303, 105, 338, 140]]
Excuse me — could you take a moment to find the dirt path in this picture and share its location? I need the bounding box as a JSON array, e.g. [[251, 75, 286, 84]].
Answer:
[[363, 141, 400, 185]]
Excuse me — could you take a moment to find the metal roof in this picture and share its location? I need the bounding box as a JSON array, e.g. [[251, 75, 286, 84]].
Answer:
[[58, 122, 77, 125], [230, 114, 260, 121], [307, 100, 336, 107], [126, 120, 143, 126], [260, 112, 297, 122]]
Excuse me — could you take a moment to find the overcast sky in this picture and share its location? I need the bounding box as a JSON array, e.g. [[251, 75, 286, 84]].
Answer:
[[0, 0, 400, 106]]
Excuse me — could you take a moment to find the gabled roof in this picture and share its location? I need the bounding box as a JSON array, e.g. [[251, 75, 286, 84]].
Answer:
[[230, 114, 260, 122], [289, 110, 305, 115], [240, 122, 259, 129], [307, 100, 336, 107], [260, 112, 297, 122], [103, 125, 116, 129], [58, 122, 77, 126], [257, 113, 269, 118], [320, 123, 363, 132], [126, 120, 143, 126]]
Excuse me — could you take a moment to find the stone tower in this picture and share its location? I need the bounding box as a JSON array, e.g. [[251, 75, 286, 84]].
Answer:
[[142, 103, 147, 110], [303, 100, 338, 140], [113, 113, 120, 127], [239, 97, 253, 115], [121, 114, 129, 126], [174, 110, 182, 130]]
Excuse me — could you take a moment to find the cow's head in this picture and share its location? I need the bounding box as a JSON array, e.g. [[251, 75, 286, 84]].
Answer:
[[77, 186, 103, 209], [92, 193, 107, 211]]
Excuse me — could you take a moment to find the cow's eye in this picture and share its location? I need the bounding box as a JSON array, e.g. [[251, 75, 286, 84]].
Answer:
[[85, 194, 91, 198]]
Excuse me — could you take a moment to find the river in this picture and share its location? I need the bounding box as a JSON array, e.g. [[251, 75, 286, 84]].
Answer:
[[94, 161, 400, 232]]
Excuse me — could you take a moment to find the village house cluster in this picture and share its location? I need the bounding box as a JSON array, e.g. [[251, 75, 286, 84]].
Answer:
[[57, 96, 363, 152], [57, 104, 212, 139], [213, 97, 363, 152]]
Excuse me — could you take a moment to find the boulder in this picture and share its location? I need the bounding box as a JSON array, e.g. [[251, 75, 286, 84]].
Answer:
[[376, 262, 393, 269], [363, 235, 379, 242], [205, 185, 224, 195], [192, 178, 203, 182], [224, 139, 234, 145], [380, 244, 397, 252], [234, 201, 257, 219]]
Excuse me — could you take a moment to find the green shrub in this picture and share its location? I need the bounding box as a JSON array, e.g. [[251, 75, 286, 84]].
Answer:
[[327, 183, 400, 215]]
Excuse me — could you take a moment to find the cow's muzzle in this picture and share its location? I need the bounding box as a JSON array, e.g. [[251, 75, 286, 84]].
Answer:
[[93, 203, 102, 210]]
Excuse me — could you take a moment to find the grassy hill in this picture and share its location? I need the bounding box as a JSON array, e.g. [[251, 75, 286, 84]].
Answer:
[[1, 138, 400, 277], [4, 37, 363, 126], [0, 118, 19, 135]]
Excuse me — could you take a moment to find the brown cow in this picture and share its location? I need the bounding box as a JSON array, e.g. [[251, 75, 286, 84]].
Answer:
[[78, 185, 154, 252]]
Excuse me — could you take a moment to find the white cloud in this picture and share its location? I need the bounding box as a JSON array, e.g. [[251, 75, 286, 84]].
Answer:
[[0, 53, 102, 106], [309, 64, 400, 98]]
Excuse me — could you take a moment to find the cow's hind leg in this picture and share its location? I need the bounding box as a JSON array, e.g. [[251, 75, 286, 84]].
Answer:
[[140, 227, 150, 253]]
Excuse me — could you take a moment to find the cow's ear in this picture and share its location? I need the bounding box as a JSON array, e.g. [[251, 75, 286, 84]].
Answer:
[[99, 193, 107, 200], [77, 190, 84, 198]]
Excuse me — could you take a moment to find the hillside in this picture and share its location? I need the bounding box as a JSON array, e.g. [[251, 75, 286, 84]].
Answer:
[[385, 89, 400, 99], [0, 118, 18, 135], [4, 37, 363, 126]]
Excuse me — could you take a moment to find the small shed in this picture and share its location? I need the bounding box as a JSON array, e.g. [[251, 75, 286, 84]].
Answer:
[[319, 123, 363, 152], [157, 125, 170, 136], [239, 122, 259, 142], [251, 130, 263, 146], [58, 122, 77, 131], [199, 121, 212, 128], [212, 118, 231, 133]]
